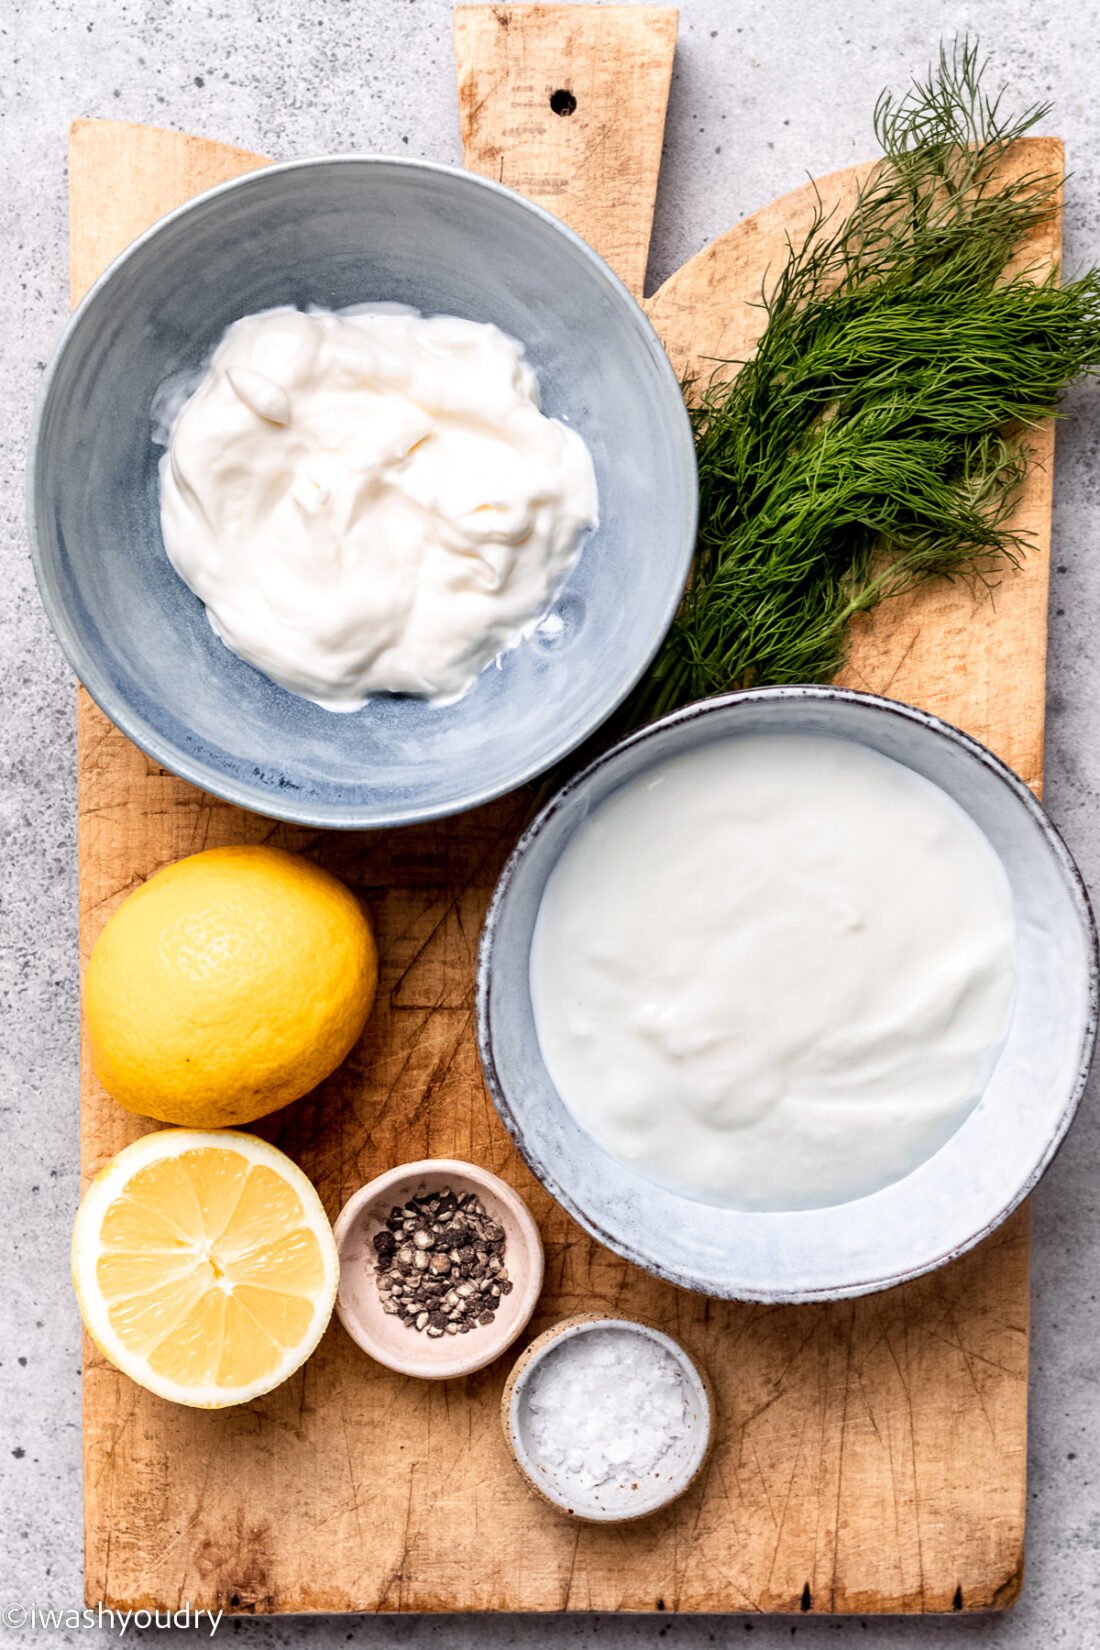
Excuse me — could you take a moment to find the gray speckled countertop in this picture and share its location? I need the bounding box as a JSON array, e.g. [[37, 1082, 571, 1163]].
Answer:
[[3, 1, 1100, 1644]]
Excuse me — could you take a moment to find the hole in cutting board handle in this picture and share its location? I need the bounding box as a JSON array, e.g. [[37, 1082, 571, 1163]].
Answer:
[[550, 88, 577, 116]]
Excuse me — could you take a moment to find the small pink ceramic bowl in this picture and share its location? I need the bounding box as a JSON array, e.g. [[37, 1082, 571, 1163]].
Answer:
[[333, 1159, 544, 1379]]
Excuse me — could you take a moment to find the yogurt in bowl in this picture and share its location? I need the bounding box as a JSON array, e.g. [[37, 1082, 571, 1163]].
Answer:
[[477, 687, 1098, 1302], [529, 730, 1016, 1213]]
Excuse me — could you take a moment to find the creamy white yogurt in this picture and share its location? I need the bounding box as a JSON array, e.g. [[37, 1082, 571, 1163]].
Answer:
[[529, 733, 1016, 1211], [158, 306, 598, 708]]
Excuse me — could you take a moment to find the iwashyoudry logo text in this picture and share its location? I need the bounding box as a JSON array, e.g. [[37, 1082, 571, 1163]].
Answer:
[[2, 1603, 223, 1636]]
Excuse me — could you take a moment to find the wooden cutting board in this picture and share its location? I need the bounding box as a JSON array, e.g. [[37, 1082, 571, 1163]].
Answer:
[[73, 4, 1062, 1616]]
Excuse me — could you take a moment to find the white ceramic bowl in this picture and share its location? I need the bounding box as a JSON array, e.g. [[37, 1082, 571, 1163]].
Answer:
[[333, 1159, 544, 1379], [477, 687, 1099, 1302], [502, 1315, 713, 1522]]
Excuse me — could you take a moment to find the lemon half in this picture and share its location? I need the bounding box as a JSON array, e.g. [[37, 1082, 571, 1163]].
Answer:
[[72, 1129, 339, 1408]]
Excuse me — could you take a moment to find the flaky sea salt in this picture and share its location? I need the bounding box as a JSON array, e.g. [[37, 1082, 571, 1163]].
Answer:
[[523, 1328, 688, 1491]]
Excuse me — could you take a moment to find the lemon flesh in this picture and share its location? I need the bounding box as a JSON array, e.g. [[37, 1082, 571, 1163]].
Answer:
[[72, 1129, 339, 1408], [84, 845, 377, 1127]]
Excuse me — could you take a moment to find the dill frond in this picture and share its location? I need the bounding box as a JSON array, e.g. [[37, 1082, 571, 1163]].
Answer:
[[629, 38, 1100, 724]]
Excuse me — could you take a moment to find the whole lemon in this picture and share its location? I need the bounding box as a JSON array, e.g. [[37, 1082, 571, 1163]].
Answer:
[[84, 846, 377, 1126]]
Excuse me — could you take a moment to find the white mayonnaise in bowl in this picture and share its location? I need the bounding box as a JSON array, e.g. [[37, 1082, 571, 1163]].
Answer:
[[30, 157, 695, 827], [476, 687, 1098, 1302]]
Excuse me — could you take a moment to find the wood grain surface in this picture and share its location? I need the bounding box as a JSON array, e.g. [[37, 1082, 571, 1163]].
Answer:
[[73, 3, 1056, 1615], [455, 3, 676, 299]]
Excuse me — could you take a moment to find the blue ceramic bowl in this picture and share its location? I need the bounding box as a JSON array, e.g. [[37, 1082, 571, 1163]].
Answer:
[[478, 688, 1098, 1302], [29, 157, 696, 827]]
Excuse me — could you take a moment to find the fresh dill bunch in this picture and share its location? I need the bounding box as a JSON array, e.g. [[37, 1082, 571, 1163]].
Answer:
[[630, 38, 1100, 723]]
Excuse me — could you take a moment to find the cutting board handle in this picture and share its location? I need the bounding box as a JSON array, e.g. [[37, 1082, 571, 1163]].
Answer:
[[454, 4, 678, 298]]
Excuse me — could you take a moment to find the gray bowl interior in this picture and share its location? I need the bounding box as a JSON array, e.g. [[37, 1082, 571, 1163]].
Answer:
[[30, 158, 696, 826], [478, 689, 1098, 1302]]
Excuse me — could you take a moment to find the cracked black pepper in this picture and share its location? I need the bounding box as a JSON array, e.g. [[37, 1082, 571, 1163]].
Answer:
[[372, 1185, 513, 1337]]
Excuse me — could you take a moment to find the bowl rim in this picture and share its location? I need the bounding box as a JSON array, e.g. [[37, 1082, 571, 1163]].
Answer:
[[331, 1155, 545, 1379], [500, 1312, 714, 1522], [476, 683, 1100, 1302], [27, 151, 698, 828]]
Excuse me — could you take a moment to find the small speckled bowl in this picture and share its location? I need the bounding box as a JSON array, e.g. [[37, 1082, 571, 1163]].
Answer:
[[502, 1314, 714, 1522], [333, 1159, 544, 1379]]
